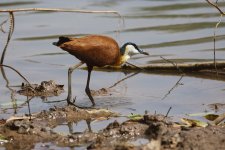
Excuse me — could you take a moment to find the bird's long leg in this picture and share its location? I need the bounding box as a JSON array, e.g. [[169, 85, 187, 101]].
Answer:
[[67, 62, 84, 105], [85, 65, 95, 106]]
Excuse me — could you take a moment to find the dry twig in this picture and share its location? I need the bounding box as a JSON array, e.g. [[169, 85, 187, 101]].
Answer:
[[0, 12, 14, 64], [213, 14, 223, 74], [109, 72, 139, 89], [205, 0, 225, 15], [0, 19, 7, 33], [0, 64, 31, 85], [161, 75, 184, 100], [165, 107, 172, 117], [160, 56, 184, 74], [0, 8, 121, 15], [205, 0, 225, 73]]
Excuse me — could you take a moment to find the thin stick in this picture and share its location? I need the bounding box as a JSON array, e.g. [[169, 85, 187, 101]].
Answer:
[[161, 75, 184, 100], [0, 19, 7, 33], [213, 14, 223, 75], [0, 64, 31, 85], [0, 8, 121, 15], [25, 83, 32, 120], [0, 12, 14, 64], [205, 0, 224, 75], [109, 72, 139, 89], [159, 56, 184, 100], [160, 56, 184, 74], [165, 107, 172, 117], [205, 0, 225, 15]]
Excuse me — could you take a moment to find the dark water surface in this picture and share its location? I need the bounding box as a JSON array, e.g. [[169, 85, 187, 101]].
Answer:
[[0, 0, 225, 148]]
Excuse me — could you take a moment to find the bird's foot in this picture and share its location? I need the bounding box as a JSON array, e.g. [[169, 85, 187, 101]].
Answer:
[[67, 97, 95, 109]]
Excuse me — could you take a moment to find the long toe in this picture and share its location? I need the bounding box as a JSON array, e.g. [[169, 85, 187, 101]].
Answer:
[[67, 100, 77, 107], [67, 99, 95, 109]]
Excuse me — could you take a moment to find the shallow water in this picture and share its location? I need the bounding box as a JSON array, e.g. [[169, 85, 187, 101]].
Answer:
[[0, 0, 225, 148]]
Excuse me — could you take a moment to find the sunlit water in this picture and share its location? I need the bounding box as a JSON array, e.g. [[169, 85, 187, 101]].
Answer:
[[0, 0, 225, 148]]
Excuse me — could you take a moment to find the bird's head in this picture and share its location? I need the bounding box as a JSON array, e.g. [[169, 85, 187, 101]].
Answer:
[[119, 42, 149, 64], [53, 36, 71, 47], [120, 42, 149, 56]]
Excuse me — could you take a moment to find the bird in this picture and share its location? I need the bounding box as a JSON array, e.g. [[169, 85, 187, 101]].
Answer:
[[53, 34, 149, 107]]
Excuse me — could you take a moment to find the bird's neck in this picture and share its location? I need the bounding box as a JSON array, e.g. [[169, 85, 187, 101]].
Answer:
[[113, 54, 130, 66]]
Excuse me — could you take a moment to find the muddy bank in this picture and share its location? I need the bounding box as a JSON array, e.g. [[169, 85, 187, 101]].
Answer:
[[0, 105, 224, 150]]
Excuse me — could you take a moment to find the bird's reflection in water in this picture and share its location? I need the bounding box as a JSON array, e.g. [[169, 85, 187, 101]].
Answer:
[[76, 71, 140, 108], [67, 119, 92, 134]]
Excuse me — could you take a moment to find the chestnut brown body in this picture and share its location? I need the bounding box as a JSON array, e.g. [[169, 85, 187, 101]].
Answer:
[[58, 35, 120, 67]]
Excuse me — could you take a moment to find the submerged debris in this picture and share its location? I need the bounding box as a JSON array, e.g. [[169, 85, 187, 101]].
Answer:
[[17, 80, 64, 98], [208, 103, 225, 112], [90, 88, 110, 96]]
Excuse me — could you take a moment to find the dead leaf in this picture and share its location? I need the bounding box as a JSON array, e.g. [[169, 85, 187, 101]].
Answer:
[[0, 134, 8, 144], [86, 109, 120, 118], [181, 118, 208, 127], [6, 115, 35, 123], [204, 114, 219, 121], [127, 114, 143, 121]]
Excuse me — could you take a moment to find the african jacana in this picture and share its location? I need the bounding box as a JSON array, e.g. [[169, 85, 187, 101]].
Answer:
[[53, 35, 149, 106]]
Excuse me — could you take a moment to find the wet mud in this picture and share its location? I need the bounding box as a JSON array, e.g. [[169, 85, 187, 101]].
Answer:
[[0, 105, 224, 150], [17, 80, 64, 97]]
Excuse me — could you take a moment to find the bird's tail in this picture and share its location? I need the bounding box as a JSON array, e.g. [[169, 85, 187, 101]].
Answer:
[[53, 36, 71, 46]]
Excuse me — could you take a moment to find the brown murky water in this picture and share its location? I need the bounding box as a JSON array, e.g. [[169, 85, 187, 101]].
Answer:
[[0, 0, 225, 149]]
